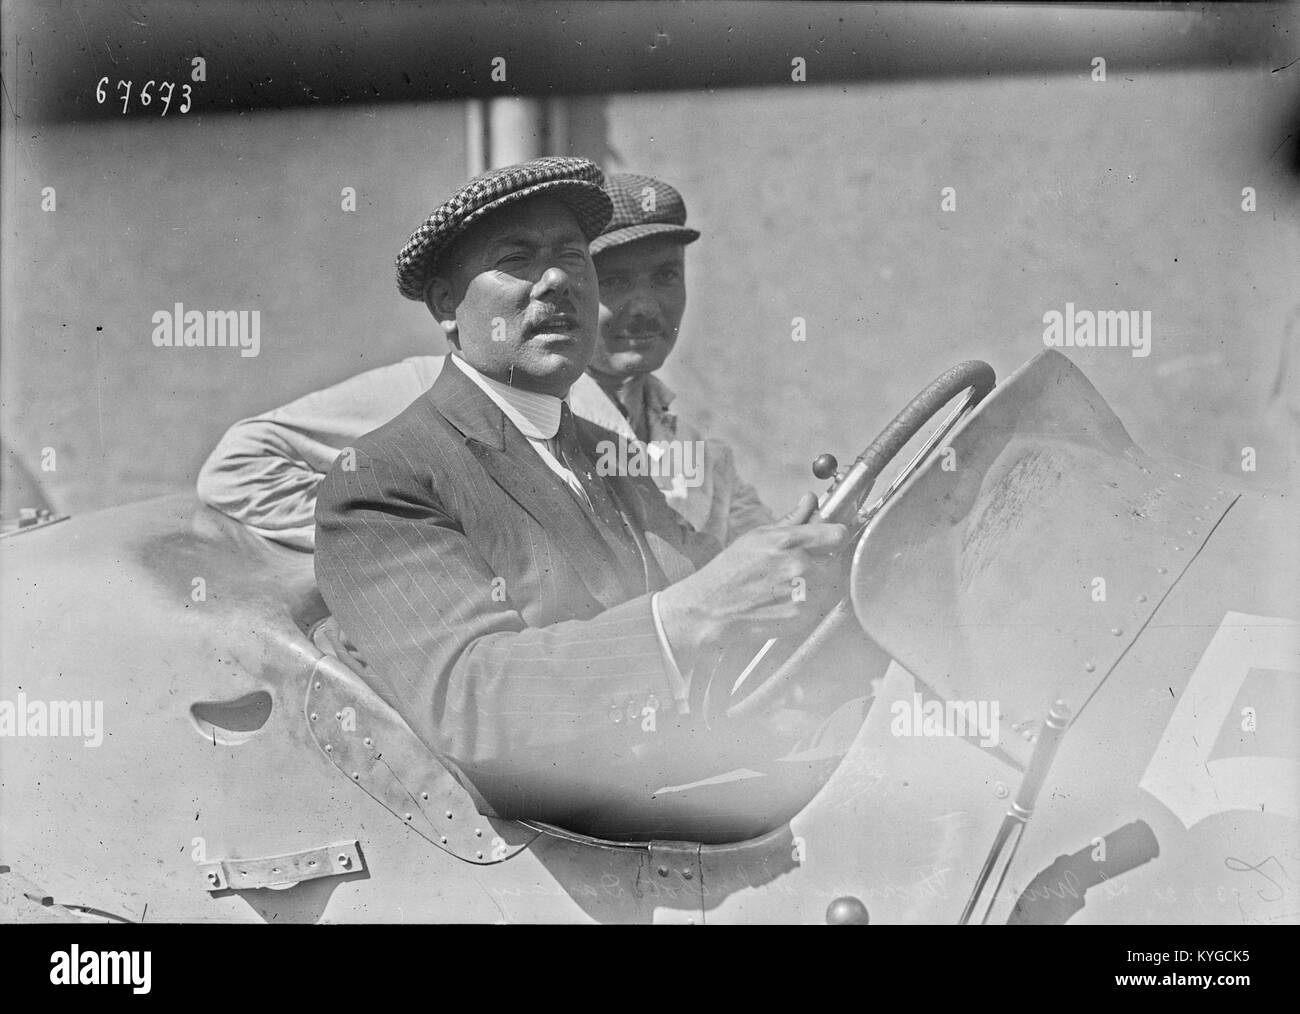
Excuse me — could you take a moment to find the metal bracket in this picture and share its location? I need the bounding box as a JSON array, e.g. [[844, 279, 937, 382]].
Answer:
[[0, 510, 70, 539], [647, 840, 704, 923], [198, 839, 364, 892]]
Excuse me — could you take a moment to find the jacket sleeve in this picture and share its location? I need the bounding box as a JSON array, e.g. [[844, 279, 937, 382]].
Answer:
[[712, 440, 776, 543], [196, 356, 444, 548], [313, 443, 679, 817]]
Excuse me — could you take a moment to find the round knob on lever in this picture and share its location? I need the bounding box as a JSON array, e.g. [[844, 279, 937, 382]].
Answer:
[[812, 453, 839, 481], [826, 896, 870, 925]]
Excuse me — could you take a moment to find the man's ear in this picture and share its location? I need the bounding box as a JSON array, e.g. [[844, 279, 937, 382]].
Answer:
[[424, 275, 459, 343]]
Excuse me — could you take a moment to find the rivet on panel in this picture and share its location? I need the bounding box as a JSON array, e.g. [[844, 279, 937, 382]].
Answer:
[[1157, 567, 1167, 575], [682, 869, 694, 880], [476, 851, 483, 859], [352, 772, 360, 780], [421, 791, 429, 800], [658, 866, 670, 877], [1173, 545, 1182, 552], [994, 782, 1009, 799], [475, 828, 483, 837], [404, 812, 413, 820], [314, 681, 321, 690], [325, 744, 332, 753], [1111, 628, 1123, 637], [440, 836, 448, 844], [445, 811, 453, 820], [338, 854, 352, 869], [363, 737, 372, 747], [1084, 661, 1096, 673], [1136, 594, 1147, 603], [310, 713, 318, 721], [335, 712, 342, 720]]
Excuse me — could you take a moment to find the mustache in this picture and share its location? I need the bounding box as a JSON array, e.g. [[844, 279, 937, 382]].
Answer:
[[524, 301, 580, 331]]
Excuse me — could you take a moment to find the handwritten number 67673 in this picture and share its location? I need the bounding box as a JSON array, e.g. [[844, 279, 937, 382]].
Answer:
[[95, 78, 192, 115]]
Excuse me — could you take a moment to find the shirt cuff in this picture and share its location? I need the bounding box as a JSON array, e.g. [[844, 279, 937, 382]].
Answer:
[[650, 591, 691, 715]]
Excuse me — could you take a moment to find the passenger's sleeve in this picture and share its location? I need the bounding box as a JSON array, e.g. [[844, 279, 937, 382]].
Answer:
[[196, 357, 444, 548], [714, 441, 776, 543]]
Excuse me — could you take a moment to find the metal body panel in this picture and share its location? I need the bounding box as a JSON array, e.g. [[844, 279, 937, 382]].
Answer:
[[986, 489, 1299, 925], [845, 350, 1298, 924], [305, 658, 537, 865], [852, 350, 1238, 769]]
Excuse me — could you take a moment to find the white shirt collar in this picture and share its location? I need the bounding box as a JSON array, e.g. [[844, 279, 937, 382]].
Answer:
[[450, 354, 564, 440]]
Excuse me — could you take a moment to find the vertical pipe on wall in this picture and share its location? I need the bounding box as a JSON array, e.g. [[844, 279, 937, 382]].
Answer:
[[468, 96, 609, 172]]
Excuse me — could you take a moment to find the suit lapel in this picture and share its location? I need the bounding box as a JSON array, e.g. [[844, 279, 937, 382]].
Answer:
[[576, 417, 716, 587], [430, 363, 631, 608]]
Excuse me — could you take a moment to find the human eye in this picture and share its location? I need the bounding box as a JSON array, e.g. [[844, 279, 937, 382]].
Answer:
[[495, 249, 531, 269]]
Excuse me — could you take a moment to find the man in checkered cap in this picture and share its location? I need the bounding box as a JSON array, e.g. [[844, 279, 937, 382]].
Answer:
[[198, 170, 770, 548], [219, 159, 861, 838], [582, 172, 774, 540]]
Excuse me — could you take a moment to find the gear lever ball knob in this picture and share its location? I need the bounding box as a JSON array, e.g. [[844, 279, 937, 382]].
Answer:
[[826, 896, 870, 925], [812, 453, 839, 481]]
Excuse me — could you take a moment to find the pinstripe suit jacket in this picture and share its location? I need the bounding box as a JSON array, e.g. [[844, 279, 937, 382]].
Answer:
[[315, 361, 723, 824]]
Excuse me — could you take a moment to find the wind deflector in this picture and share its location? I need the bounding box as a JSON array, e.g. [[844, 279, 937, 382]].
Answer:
[[850, 350, 1238, 771]]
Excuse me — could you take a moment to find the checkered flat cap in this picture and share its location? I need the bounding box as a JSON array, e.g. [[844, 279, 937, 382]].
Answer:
[[396, 156, 613, 301], [590, 173, 701, 256]]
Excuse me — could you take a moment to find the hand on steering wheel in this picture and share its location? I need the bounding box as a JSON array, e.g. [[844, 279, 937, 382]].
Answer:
[[724, 359, 996, 720]]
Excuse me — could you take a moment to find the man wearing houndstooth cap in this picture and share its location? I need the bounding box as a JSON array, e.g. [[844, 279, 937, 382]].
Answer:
[[580, 171, 774, 541], [397, 156, 613, 397], [309, 157, 857, 837], [199, 165, 771, 548]]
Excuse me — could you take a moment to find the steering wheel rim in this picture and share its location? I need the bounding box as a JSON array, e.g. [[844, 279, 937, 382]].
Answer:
[[815, 359, 996, 526], [724, 359, 996, 721]]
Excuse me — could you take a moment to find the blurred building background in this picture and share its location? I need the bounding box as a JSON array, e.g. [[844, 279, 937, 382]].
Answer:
[[3, 3, 1298, 519]]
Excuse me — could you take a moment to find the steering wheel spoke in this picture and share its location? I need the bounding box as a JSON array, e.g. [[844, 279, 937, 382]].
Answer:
[[726, 360, 996, 720]]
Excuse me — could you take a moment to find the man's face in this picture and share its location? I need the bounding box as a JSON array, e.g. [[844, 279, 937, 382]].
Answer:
[[589, 236, 687, 380], [437, 197, 599, 397]]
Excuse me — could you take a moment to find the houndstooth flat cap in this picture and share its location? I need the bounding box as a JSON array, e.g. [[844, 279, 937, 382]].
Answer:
[[396, 156, 613, 301], [589, 173, 701, 256]]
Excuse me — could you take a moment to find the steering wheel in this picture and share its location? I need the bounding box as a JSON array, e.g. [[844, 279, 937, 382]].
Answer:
[[724, 359, 997, 720]]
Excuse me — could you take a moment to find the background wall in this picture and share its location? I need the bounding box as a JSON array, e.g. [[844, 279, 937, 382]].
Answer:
[[608, 70, 1300, 510], [4, 61, 1297, 516], [3, 102, 465, 513]]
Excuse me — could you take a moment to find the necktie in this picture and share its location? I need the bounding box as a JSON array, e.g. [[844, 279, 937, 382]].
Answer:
[[553, 404, 661, 593], [551, 404, 596, 513]]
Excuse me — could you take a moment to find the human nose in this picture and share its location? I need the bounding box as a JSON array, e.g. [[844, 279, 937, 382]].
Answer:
[[624, 286, 659, 321], [531, 265, 573, 302]]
